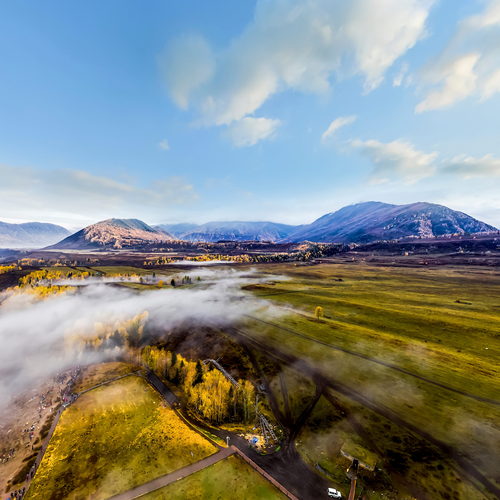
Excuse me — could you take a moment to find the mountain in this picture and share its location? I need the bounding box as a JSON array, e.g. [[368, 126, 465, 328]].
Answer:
[[155, 223, 200, 238], [158, 221, 298, 242], [49, 218, 174, 250], [0, 221, 70, 248], [285, 202, 496, 243]]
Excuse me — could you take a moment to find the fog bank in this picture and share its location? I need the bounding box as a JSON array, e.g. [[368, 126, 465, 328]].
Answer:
[[0, 268, 278, 412]]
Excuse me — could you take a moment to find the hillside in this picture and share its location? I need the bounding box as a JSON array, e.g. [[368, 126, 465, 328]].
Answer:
[[285, 202, 496, 243], [157, 221, 297, 242], [49, 218, 174, 250], [0, 221, 70, 248]]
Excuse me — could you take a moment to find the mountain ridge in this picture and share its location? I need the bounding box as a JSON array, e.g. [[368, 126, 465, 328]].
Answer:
[[0, 221, 70, 248], [284, 201, 496, 243], [157, 221, 298, 242]]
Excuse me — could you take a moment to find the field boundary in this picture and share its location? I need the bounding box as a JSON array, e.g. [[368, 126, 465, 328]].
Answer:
[[231, 446, 299, 500]]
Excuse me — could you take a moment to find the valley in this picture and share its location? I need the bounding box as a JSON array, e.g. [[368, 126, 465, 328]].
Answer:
[[0, 248, 498, 499]]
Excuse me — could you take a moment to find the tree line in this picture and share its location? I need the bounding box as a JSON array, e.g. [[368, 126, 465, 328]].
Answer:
[[142, 346, 255, 425]]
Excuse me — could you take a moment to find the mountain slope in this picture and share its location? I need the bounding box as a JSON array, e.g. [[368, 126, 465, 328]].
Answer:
[[285, 202, 496, 243], [0, 221, 70, 248], [49, 218, 174, 250], [158, 221, 298, 242]]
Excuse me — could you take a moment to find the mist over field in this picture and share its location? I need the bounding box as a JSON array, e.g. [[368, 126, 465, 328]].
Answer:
[[0, 268, 278, 413]]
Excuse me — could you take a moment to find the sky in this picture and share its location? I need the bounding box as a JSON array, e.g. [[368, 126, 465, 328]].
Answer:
[[0, 0, 499, 229]]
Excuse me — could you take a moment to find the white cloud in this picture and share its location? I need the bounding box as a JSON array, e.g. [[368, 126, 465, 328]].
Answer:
[[416, 53, 480, 112], [416, 0, 500, 112], [350, 136, 500, 183], [0, 164, 197, 225], [393, 62, 411, 87], [442, 154, 500, 178], [162, 0, 435, 132], [351, 138, 437, 183], [158, 138, 170, 150], [160, 34, 215, 109], [321, 115, 357, 142], [225, 117, 281, 147]]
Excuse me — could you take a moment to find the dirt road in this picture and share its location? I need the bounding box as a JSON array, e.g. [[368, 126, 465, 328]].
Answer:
[[108, 448, 235, 500]]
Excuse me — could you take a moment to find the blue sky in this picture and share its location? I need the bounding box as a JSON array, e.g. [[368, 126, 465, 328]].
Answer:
[[1, 0, 499, 229]]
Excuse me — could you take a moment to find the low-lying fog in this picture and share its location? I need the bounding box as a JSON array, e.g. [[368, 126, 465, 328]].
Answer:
[[0, 268, 278, 413]]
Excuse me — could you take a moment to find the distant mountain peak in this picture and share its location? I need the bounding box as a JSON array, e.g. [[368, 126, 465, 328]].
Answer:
[[0, 220, 70, 248], [285, 202, 496, 243], [49, 218, 173, 250]]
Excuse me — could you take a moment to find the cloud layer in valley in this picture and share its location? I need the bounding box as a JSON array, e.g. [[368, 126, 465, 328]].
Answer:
[[0, 269, 279, 413]]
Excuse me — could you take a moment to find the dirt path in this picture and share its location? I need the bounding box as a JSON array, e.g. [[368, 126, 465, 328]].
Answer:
[[108, 448, 235, 500], [245, 314, 500, 406]]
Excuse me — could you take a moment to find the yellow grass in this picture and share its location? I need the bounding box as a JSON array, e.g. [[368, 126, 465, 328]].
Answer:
[[26, 376, 216, 499]]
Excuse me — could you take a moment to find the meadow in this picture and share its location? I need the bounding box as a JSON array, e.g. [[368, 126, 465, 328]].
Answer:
[[241, 262, 500, 499], [26, 376, 216, 499]]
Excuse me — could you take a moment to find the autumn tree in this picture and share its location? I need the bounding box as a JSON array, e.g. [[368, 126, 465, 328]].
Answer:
[[315, 306, 324, 320]]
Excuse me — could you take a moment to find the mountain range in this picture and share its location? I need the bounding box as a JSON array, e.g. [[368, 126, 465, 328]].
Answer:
[[1, 202, 496, 250], [156, 221, 297, 242], [0, 221, 70, 248]]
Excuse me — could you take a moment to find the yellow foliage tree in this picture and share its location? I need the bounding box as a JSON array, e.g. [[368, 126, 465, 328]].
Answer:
[[314, 306, 324, 320]]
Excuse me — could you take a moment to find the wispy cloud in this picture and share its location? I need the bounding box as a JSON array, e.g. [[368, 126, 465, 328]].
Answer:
[[158, 138, 170, 151], [442, 154, 500, 178], [416, 0, 500, 112], [350, 137, 500, 183], [0, 164, 197, 225], [351, 138, 437, 183], [225, 117, 281, 147], [393, 62, 411, 87], [321, 115, 357, 142], [161, 0, 435, 144]]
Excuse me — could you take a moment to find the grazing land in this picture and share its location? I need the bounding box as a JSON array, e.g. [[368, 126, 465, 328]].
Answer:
[[26, 376, 216, 499], [141, 455, 286, 499], [238, 262, 500, 499]]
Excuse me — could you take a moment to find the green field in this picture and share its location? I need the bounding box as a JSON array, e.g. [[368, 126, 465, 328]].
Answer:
[[242, 262, 500, 499], [142, 455, 286, 499], [26, 376, 216, 499]]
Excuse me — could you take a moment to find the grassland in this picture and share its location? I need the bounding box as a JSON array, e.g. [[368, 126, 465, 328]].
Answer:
[[142, 455, 286, 499], [243, 262, 500, 499], [26, 376, 216, 499]]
